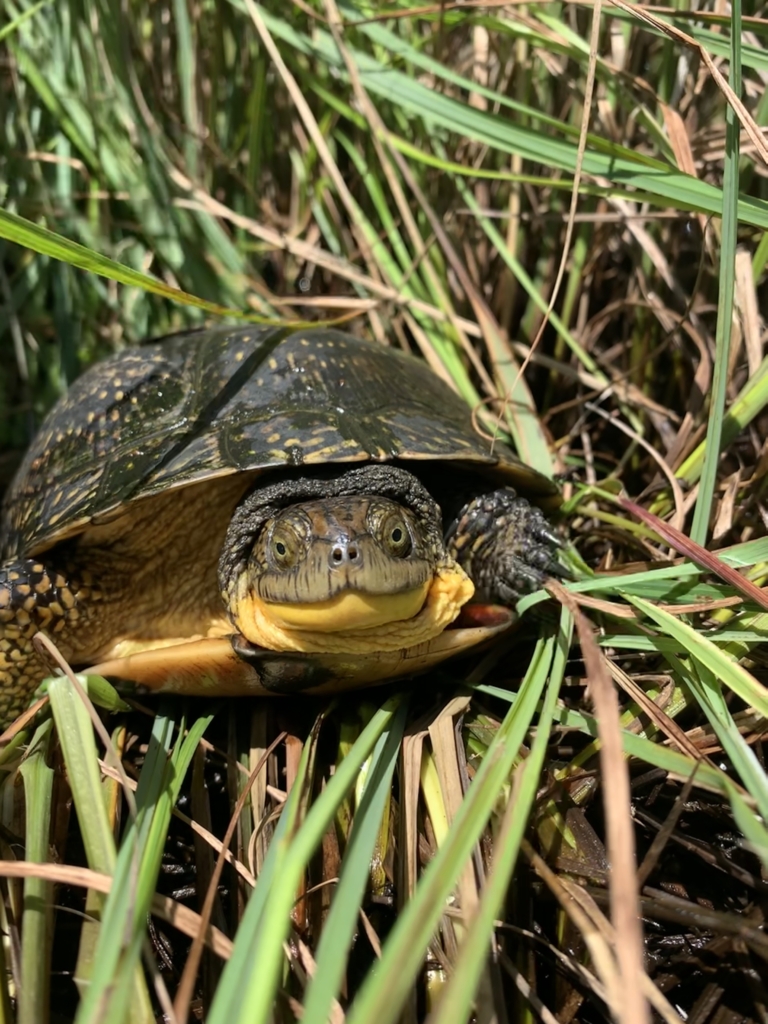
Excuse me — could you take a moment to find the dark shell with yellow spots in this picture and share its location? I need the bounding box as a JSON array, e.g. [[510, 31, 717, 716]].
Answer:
[[1, 325, 557, 559]]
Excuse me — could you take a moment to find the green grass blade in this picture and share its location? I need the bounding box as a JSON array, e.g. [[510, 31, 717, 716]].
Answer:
[[0, 0, 53, 43], [48, 676, 117, 873], [74, 709, 213, 1024], [429, 610, 570, 1024], [624, 594, 768, 719], [675, 355, 768, 487], [721, 777, 768, 866], [18, 720, 54, 1024], [207, 697, 403, 1024], [300, 699, 409, 1024], [672, 659, 768, 822], [345, 636, 556, 1024], [689, 2, 742, 544], [47, 675, 155, 1013], [7, 37, 98, 167], [202, 714, 314, 1019], [171, 0, 199, 178], [0, 207, 253, 318]]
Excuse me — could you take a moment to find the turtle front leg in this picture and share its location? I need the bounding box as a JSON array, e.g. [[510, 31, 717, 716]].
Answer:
[[0, 559, 88, 726], [445, 489, 561, 604]]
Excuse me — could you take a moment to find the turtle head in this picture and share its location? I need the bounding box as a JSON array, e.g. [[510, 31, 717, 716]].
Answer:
[[248, 495, 434, 630], [219, 466, 474, 654]]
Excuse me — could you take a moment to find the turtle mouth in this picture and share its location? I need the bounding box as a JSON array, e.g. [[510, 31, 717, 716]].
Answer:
[[231, 562, 475, 655], [256, 582, 432, 632]]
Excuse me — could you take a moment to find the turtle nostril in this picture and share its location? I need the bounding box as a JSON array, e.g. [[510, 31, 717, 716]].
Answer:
[[330, 542, 360, 566]]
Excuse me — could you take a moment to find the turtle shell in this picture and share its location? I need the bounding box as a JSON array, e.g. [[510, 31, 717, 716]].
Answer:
[[2, 326, 557, 559]]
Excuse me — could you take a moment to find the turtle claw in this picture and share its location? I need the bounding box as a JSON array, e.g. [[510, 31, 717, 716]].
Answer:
[[446, 488, 562, 604]]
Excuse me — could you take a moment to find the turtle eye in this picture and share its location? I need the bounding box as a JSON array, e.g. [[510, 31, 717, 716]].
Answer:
[[381, 512, 413, 558], [268, 521, 303, 570]]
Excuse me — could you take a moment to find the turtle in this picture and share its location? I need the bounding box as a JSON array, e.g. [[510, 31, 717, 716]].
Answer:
[[0, 325, 561, 728]]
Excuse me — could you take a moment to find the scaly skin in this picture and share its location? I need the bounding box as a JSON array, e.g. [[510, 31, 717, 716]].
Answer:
[[0, 560, 97, 726], [445, 488, 561, 604]]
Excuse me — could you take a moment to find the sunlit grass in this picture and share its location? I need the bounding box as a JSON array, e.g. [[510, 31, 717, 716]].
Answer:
[[1, 0, 767, 1021]]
